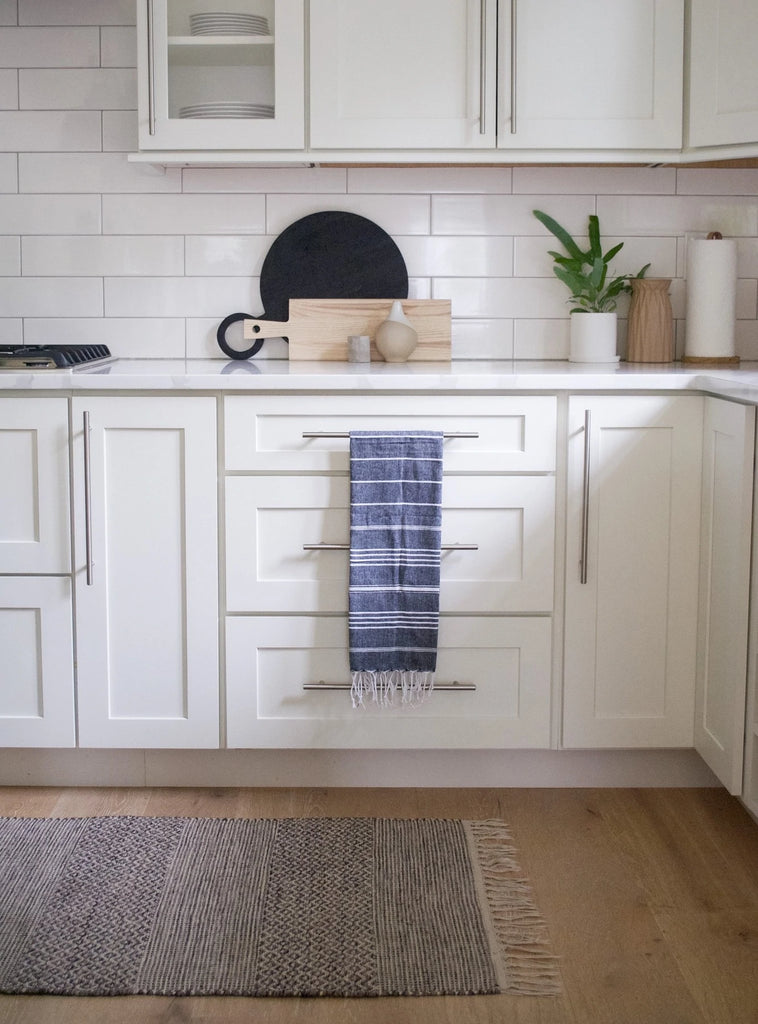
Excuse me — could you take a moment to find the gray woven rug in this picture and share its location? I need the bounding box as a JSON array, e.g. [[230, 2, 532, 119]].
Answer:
[[0, 816, 559, 998]]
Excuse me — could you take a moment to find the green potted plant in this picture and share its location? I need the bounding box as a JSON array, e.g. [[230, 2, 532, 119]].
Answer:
[[533, 209, 649, 362]]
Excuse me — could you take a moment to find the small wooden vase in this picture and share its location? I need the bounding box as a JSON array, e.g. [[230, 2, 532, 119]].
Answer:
[[626, 278, 674, 363]]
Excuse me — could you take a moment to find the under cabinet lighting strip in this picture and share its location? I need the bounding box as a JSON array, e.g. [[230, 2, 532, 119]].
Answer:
[[303, 681, 476, 692]]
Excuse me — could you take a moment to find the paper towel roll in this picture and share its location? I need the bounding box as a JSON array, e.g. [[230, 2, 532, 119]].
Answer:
[[685, 236, 737, 359]]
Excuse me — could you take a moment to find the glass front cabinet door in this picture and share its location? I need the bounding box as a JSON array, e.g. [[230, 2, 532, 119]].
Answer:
[[137, 0, 304, 151]]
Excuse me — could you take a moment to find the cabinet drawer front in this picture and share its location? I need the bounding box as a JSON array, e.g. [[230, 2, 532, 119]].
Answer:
[[224, 395, 557, 473], [226, 475, 555, 613], [0, 399, 70, 573], [0, 577, 75, 748], [226, 615, 552, 749]]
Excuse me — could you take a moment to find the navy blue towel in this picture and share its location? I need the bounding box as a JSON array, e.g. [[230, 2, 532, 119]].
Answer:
[[348, 430, 443, 706]]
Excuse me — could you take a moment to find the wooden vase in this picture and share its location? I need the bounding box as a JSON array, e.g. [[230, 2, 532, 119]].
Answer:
[[626, 278, 674, 363]]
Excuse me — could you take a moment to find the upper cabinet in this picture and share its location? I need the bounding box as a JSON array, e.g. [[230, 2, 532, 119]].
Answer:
[[496, 0, 683, 150], [309, 0, 498, 149], [137, 0, 304, 151], [309, 0, 683, 153], [687, 0, 758, 149]]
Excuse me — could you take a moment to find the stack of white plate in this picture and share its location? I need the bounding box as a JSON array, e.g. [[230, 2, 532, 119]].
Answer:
[[179, 102, 274, 119], [190, 12, 270, 35]]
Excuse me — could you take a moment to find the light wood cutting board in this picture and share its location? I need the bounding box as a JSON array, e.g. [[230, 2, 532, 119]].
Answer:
[[243, 299, 451, 361]]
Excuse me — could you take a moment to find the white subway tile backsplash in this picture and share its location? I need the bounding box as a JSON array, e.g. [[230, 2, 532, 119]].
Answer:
[[736, 239, 758, 279], [513, 167, 676, 195], [182, 167, 346, 194], [19, 1, 135, 25], [0, 69, 17, 108], [105, 276, 258, 318], [347, 167, 513, 194], [0, 27, 99, 66], [0, 236, 20, 274], [451, 319, 513, 360], [598, 195, 758, 237], [0, 194, 100, 233], [24, 317, 184, 357], [102, 110, 136, 151], [436, 276, 568, 318], [101, 26, 137, 67], [398, 235, 513, 277], [736, 320, 758, 360], [738, 279, 758, 320], [265, 194, 430, 236], [19, 153, 180, 193], [432, 194, 593, 236], [0, 277, 101, 316], [0, 153, 17, 191], [676, 169, 758, 196], [185, 235, 271, 276], [0, 1, 17, 26], [514, 319, 570, 360], [0, 319, 22, 344], [0, 110, 101, 150], [22, 235, 184, 276], [19, 68, 136, 109], [103, 194, 266, 235]]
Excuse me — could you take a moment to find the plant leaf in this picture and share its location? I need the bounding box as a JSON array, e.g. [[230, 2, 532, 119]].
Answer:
[[603, 242, 624, 264], [588, 215, 601, 260], [533, 209, 586, 262]]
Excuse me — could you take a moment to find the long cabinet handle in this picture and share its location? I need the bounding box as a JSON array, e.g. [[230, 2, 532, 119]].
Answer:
[[580, 409, 591, 584], [510, 0, 518, 134], [146, 0, 156, 135], [303, 681, 476, 692], [479, 0, 487, 135], [303, 543, 478, 551], [82, 411, 94, 586], [301, 431, 479, 439]]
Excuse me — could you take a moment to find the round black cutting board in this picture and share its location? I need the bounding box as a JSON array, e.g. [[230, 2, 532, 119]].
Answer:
[[217, 210, 408, 359]]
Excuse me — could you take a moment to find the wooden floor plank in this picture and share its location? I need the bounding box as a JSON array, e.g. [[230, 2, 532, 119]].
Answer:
[[0, 787, 756, 1024]]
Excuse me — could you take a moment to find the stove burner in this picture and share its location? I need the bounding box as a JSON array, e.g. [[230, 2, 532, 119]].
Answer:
[[0, 344, 112, 369]]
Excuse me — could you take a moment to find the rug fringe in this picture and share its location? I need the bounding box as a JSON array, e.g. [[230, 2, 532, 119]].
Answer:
[[464, 820, 562, 997]]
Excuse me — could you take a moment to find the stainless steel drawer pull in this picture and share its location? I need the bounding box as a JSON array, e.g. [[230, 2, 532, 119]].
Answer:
[[510, 0, 518, 134], [479, 0, 487, 135], [580, 408, 592, 584], [303, 542, 478, 551], [146, 0, 156, 136], [303, 680, 476, 692], [82, 411, 94, 586], [302, 431, 479, 439]]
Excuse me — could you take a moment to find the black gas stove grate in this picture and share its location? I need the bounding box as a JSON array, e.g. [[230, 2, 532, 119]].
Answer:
[[0, 344, 112, 368]]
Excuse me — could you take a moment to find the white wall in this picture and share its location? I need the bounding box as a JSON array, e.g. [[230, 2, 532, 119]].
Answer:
[[1, 0, 758, 361]]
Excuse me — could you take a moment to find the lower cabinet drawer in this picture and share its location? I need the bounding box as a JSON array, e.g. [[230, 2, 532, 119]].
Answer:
[[226, 475, 555, 613], [225, 615, 552, 749]]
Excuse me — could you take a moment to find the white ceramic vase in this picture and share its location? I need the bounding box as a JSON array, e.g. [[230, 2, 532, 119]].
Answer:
[[375, 300, 418, 362], [569, 311, 619, 364]]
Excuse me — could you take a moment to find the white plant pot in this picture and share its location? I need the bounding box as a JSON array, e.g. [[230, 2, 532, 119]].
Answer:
[[569, 312, 619, 364]]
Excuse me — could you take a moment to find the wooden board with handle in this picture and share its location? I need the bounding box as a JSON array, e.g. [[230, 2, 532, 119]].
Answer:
[[243, 299, 451, 361]]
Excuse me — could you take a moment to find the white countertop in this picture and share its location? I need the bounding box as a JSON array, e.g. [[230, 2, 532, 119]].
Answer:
[[3, 358, 758, 401]]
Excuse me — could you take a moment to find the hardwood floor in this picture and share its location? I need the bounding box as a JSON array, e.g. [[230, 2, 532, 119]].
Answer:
[[0, 787, 756, 1024]]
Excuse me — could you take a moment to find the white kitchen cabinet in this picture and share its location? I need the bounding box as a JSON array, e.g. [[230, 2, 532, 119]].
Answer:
[[498, 0, 683, 150], [226, 615, 552, 748], [226, 474, 555, 614], [687, 0, 758, 149], [72, 397, 219, 748], [0, 398, 75, 748], [309, 0, 683, 152], [0, 577, 75, 748], [695, 399, 755, 795], [137, 0, 304, 151], [0, 398, 70, 574], [309, 0, 498, 149], [563, 396, 703, 749]]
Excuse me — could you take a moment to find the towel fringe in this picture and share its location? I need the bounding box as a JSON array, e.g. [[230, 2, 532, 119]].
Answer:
[[464, 820, 562, 997], [350, 670, 434, 708]]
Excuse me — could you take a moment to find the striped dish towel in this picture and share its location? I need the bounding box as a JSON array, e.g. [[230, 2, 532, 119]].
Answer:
[[349, 430, 443, 707]]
